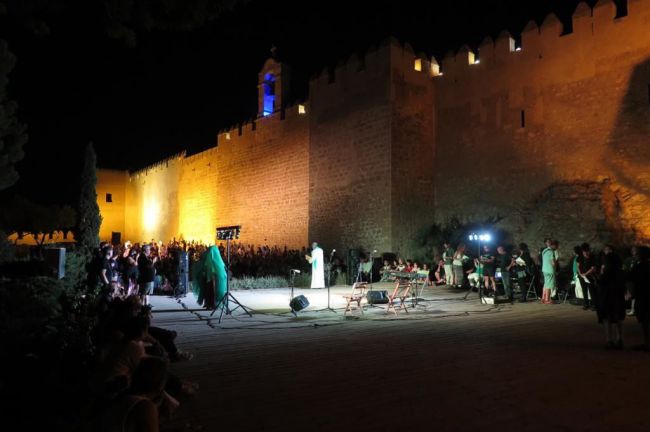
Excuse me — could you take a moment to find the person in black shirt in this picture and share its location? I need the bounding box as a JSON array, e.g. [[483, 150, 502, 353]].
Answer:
[[100, 246, 114, 288], [138, 244, 158, 306], [578, 243, 597, 310], [480, 245, 497, 296], [631, 246, 650, 350], [598, 245, 625, 349], [497, 245, 515, 303]]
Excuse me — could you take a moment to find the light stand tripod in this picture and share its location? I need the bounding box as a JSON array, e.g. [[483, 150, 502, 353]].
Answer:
[[210, 226, 252, 323]]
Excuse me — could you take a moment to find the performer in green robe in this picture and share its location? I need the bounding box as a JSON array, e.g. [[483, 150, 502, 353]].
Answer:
[[192, 245, 227, 309]]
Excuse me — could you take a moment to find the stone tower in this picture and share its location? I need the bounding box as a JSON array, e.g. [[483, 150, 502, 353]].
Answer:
[[257, 51, 292, 118]]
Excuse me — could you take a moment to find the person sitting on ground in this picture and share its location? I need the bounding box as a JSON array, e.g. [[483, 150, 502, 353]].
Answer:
[[380, 260, 393, 282], [432, 259, 446, 285], [95, 315, 149, 396], [100, 356, 169, 432]]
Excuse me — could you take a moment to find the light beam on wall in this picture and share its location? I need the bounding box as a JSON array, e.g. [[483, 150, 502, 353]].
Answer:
[[143, 196, 160, 237]]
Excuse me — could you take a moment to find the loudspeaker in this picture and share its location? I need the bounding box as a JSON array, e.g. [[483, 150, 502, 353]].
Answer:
[[347, 249, 360, 285], [43, 247, 66, 279], [176, 250, 188, 296], [111, 232, 121, 245], [290, 295, 310, 312], [366, 290, 389, 304]]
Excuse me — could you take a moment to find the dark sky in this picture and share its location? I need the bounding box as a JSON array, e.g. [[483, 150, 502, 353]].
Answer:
[[0, 0, 623, 205]]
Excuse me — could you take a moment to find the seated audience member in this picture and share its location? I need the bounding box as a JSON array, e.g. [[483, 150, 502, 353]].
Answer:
[[432, 260, 446, 285], [396, 258, 406, 272], [96, 315, 149, 395], [380, 260, 393, 282], [404, 260, 414, 273], [100, 356, 169, 432]]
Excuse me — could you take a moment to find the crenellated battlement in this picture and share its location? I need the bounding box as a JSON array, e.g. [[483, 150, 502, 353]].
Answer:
[[432, 0, 650, 91], [128, 151, 186, 180], [215, 101, 309, 147]]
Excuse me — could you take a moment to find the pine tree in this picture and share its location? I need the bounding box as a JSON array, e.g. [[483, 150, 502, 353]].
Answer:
[[0, 40, 27, 191], [74, 142, 102, 257]]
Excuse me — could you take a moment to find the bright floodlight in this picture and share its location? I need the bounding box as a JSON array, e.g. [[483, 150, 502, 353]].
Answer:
[[484, 233, 491, 242]]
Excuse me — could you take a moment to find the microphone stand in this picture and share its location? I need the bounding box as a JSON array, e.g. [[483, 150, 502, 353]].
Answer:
[[324, 250, 337, 313]]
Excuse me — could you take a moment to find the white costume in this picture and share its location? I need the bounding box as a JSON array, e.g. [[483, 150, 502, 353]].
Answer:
[[310, 245, 325, 288]]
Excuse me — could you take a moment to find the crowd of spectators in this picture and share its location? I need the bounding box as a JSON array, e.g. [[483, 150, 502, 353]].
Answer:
[[91, 251, 197, 431]]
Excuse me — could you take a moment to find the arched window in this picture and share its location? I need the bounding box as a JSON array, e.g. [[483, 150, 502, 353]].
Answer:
[[263, 73, 276, 116]]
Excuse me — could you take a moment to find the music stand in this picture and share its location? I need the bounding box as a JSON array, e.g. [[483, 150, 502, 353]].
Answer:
[[210, 225, 252, 323], [410, 273, 428, 308]]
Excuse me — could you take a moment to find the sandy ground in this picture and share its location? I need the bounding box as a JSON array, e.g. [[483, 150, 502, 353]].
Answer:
[[149, 283, 650, 432]]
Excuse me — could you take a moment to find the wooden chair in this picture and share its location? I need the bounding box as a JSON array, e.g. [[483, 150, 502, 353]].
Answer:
[[343, 282, 367, 316], [387, 279, 411, 316]]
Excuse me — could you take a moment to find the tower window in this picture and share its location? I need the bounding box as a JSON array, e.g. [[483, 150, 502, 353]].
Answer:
[[106, 193, 113, 203], [263, 73, 276, 116], [520, 110, 526, 128], [414, 58, 422, 71]]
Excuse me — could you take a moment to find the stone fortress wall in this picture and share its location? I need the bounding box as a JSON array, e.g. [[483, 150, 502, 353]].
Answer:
[[433, 0, 650, 248], [97, 0, 650, 257]]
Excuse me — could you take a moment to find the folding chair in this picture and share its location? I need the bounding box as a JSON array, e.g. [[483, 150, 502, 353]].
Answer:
[[525, 274, 538, 301], [387, 279, 411, 316], [343, 282, 367, 316]]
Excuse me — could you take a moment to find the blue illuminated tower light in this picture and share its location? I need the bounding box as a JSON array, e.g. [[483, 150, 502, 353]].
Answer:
[[262, 72, 275, 117]]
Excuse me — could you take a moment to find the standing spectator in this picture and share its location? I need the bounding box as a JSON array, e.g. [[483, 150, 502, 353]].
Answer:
[[541, 240, 559, 304], [497, 245, 515, 303], [578, 243, 598, 310], [100, 246, 114, 289], [630, 246, 650, 350], [598, 245, 626, 349], [623, 246, 640, 316], [138, 244, 157, 306], [452, 243, 467, 288], [442, 242, 455, 285], [480, 245, 497, 297]]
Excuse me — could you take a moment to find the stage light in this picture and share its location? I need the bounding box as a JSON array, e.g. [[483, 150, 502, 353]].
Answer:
[[484, 233, 491, 242]]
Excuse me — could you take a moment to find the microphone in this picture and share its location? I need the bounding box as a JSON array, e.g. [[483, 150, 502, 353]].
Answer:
[[331, 249, 336, 255], [291, 269, 301, 274]]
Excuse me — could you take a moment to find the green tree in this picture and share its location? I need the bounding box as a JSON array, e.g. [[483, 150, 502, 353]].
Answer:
[[0, 40, 27, 191], [74, 142, 102, 257]]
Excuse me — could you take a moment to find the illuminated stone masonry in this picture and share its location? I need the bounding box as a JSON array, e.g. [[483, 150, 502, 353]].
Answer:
[[98, 0, 650, 257]]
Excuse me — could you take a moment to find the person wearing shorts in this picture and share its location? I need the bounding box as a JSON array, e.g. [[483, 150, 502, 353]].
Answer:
[[541, 240, 559, 304], [138, 244, 157, 306]]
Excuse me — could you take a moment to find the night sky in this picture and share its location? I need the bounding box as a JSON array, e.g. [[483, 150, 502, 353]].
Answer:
[[0, 0, 623, 205]]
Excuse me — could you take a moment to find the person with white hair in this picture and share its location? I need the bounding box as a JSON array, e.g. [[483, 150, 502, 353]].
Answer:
[[305, 242, 324, 288]]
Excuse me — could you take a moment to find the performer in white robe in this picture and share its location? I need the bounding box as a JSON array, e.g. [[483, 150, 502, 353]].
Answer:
[[306, 242, 325, 288]]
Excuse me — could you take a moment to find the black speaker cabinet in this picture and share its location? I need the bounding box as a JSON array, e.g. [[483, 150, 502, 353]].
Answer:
[[366, 290, 389, 304], [176, 250, 188, 296], [290, 295, 310, 312]]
